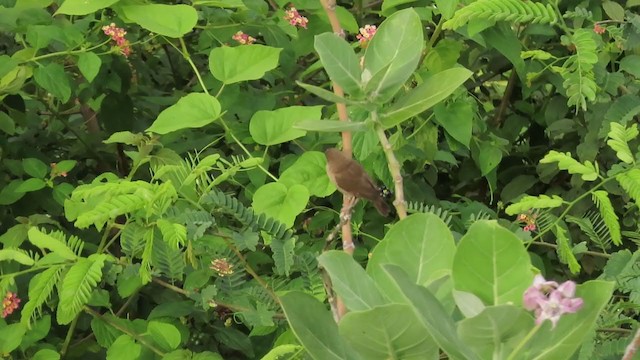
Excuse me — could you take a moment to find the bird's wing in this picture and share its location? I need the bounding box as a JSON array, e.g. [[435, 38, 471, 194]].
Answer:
[[333, 161, 380, 200]]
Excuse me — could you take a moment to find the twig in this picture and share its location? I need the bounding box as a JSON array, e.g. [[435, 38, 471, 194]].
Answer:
[[493, 69, 517, 127], [373, 116, 407, 219], [529, 241, 611, 258], [623, 327, 640, 360]]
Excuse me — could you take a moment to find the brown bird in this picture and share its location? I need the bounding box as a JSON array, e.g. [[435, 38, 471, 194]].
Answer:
[[325, 148, 390, 216]]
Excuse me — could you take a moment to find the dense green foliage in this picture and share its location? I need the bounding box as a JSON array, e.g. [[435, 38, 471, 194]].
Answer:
[[0, 0, 640, 359]]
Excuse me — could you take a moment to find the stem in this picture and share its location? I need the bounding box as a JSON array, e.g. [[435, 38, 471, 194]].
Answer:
[[623, 327, 640, 360], [530, 241, 611, 258], [507, 323, 542, 360], [60, 316, 79, 358], [373, 115, 407, 219]]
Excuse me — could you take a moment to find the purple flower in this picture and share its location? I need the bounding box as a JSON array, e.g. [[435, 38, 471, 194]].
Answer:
[[522, 275, 583, 329]]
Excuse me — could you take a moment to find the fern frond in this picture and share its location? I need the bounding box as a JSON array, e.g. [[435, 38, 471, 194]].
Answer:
[[465, 211, 492, 228], [601, 95, 640, 137], [20, 265, 64, 327], [443, 0, 557, 30], [505, 194, 564, 215], [607, 123, 638, 164], [621, 230, 640, 246], [296, 252, 325, 301], [532, 211, 557, 235], [406, 202, 452, 225], [27, 228, 82, 260], [616, 169, 640, 205], [121, 222, 147, 258], [139, 228, 154, 284], [566, 212, 611, 252], [57, 254, 107, 325], [75, 193, 148, 231], [151, 237, 185, 280], [592, 191, 622, 246], [561, 29, 598, 111], [156, 219, 187, 249], [553, 224, 581, 274], [0, 248, 35, 266], [539, 150, 598, 181]]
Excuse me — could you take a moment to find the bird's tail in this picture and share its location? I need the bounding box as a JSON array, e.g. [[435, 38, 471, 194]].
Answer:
[[373, 197, 390, 217]]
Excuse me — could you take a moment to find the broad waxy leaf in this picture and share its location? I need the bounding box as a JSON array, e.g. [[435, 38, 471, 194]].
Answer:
[[57, 0, 119, 15], [314, 33, 362, 95], [381, 67, 473, 127], [294, 120, 368, 133], [33, 63, 71, 102], [147, 93, 221, 135], [279, 151, 336, 197], [77, 52, 102, 83], [209, 45, 281, 84], [252, 183, 309, 227], [452, 221, 533, 306], [250, 105, 322, 145], [119, 4, 197, 38]]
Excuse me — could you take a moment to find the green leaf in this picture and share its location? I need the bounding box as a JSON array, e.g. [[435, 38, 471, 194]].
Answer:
[[209, 45, 281, 84], [616, 169, 640, 205], [119, 4, 197, 38], [252, 183, 309, 227], [367, 213, 456, 292], [77, 52, 102, 83], [28, 228, 77, 260], [434, 97, 473, 148], [381, 67, 473, 127], [23, 158, 48, 178], [55, 160, 77, 173], [0, 323, 26, 354], [0, 55, 18, 79], [314, 33, 362, 95], [339, 304, 438, 359], [294, 119, 368, 132], [452, 220, 534, 306], [14, 178, 46, 193], [505, 194, 564, 215], [57, 0, 119, 15], [458, 305, 532, 359], [32, 349, 61, 360], [106, 335, 141, 360], [147, 93, 221, 135], [148, 321, 181, 351], [620, 55, 640, 78], [33, 63, 71, 102], [0, 248, 35, 265], [249, 105, 322, 145], [296, 82, 362, 105], [156, 219, 187, 249], [379, 265, 481, 360], [0, 180, 26, 205], [363, 8, 423, 101], [602, 1, 625, 21], [592, 191, 621, 246], [21, 266, 64, 326], [539, 150, 598, 181], [280, 292, 359, 360], [553, 224, 580, 274], [317, 251, 387, 311], [57, 254, 108, 325], [474, 140, 502, 176], [512, 281, 614, 359], [279, 151, 336, 197], [0, 111, 15, 135], [607, 122, 638, 164]]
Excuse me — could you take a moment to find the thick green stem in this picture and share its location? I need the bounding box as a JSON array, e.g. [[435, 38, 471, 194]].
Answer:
[[373, 113, 407, 219]]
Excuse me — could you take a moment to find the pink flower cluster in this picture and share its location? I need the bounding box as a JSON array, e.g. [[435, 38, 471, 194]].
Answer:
[[2, 291, 20, 318], [518, 212, 537, 232], [50, 162, 68, 178], [232, 31, 256, 45], [102, 23, 132, 57], [523, 275, 583, 328], [356, 24, 377, 46], [284, 7, 308, 29], [593, 23, 606, 35], [210, 258, 234, 277]]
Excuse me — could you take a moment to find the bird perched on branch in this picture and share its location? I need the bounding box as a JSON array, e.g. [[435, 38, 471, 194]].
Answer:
[[324, 148, 390, 216]]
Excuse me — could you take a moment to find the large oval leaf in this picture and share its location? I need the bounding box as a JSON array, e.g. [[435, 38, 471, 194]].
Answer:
[[452, 220, 533, 306], [314, 33, 362, 95], [249, 105, 322, 145], [147, 93, 221, 135], [252, 183, 309, 227], [56, 0, 119, 15], [209, 45, 281, 84], [279, 151, 336, 197], [119, 4, 197, 38]]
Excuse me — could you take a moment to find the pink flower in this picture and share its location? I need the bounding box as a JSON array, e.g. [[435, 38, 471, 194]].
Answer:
[[210, 258, 234, 277], [518, 212, 538, 232], [522, 275, 583, 328], [2, 291, 20, 318], [356, 24, 377, 47], [102, 23, 132, 57], [50, 162, 68, 177], [593, 23, 606, 35], [232, 31, 256, 45], [284, 7, 309, 29]]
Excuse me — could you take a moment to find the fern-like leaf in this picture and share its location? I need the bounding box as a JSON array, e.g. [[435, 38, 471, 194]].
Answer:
[[607, 123, 638, 164], [0, 248, 35, 265], [27, 228, 81, 260], [616, 169, 640, 204], [592, 191, 622, 246], [139, 228, 154, 285], [406, 202, 452, 225], [560, 29, 598, 111], [121, 222, 147, 257], [156, 219, 187, 249], [57, 254, 107, 325], [443, 0, 557, 30], [151, 237, 185, 280], [505, 194, 564, 215], [20, 265, 64, 327], [566, 213, 610, 252], [539, 150, 598, 181], [553, 224, 581, 274], [271, 237, 296, 276], [296, 252, 325, 301], [76, 193, 149, 231]]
